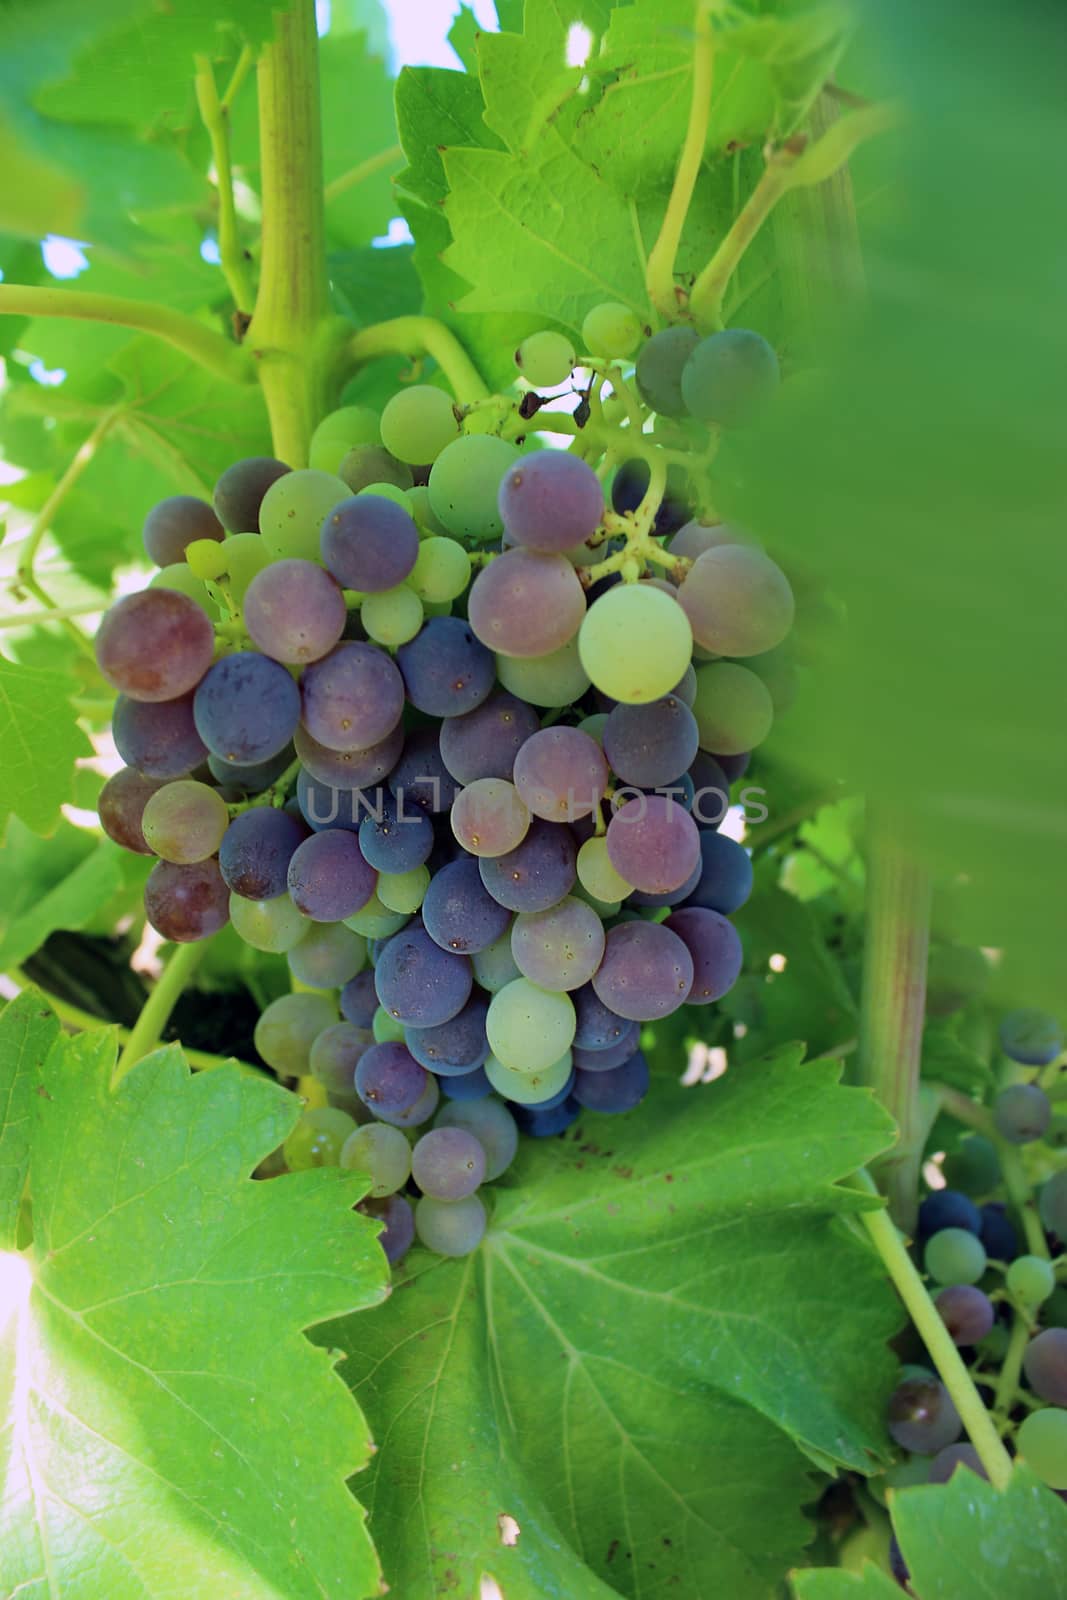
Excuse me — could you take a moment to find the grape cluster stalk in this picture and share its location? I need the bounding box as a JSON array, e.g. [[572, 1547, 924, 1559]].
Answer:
[[95, 313, 796, 1263]]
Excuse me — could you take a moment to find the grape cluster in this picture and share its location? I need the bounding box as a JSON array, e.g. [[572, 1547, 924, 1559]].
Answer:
[[884, 1007, 1067, 1496], [94, 315, 793, 1264]]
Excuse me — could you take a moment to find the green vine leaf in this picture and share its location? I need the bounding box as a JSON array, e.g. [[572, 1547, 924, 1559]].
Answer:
[[322, 1047, 900, 1600], [792, 1563, 901, 1598], [0, 838, 125, 971], [0, 1019, 390, 1600], [0, 990, 59, 1249], [0, 657, 91, 838]]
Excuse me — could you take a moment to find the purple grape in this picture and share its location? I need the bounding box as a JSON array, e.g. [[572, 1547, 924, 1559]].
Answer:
[[1040, 1170, 1067, 1241], [918, 1189, 982, 1239], [439, 1065, 493, 1101], [411, 1126, 486, 1200], [404, 994, 490, 1075], [688, 751, 733, 827], [387, 728, 461, 815], [300, 641, 405, 752], [887, 1377, 963, 1454], [497, 452, 604, 553], [467, 548, 587, 658], [606, 794, 700, 895], [999, 1008, 1063, 1066], [592, 921, 694, 1021], [294, 721, 404, 790], [243, 558, 346, 664], [421, 858, 511, 954], [610, 458, 691, 535], [928, 1444, 987, 1485], [572, 984, 635, 1052], [513, 726, 608, 822], [321, 494, 420, 592], [396, 617, 495, 717], [664, 906, 743, 1004], [993, 1083, 1052, 1145], [511, 896, 605, 991], [208, 745, 294, 795], [935, 1285, 995, 1346], [603, 696, 699, 788], [677, 544, 794, 657], [573, 1052, 650, 1114], [96, 589, 215, 703], [680, 828, 753, 914], [680, 328, 780, 428], [669, 520, 744, 565], [296, 768, 371, 833], [626, 855, 702, 909], [572, 1029, 641, 1071], [213, 456, 290, 532], [144, 858, 230, 942], [478, 818, 577, 912], [713, 751, 750, 784], [451, 780, 531, 858], [287, 830, 377, 921], [194, 651, 301, 765], [340, 444, 412, 494], [359, 790, 434, 873], [374, 924, 472, 1027], [512, 1097, 581, 1137], [1023, 1329, 1067, 1405], [98, 768, 165, 855], [112, 692, 208, 780], [308, 1022, 375, 1093], [219, 807, 310, 900], [340, 969, 379, 1028], [354, 1040, 429, 1115], [359, 1192, 415, 1265], [143, 495, 223, 566], [439, 691, 541, 784]]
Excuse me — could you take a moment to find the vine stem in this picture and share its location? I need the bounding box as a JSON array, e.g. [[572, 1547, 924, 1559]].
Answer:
[[244, 0, 329, 465], [858, 817, 932, 1231], [195, 53, 255, 315], [324, 143, 404, 203], [689, 143, 803, 330], [346, 316, 489, 407], [0, 284, 252, 385], [855, 1169, 1013, 1490], [993, 1310, 1031, 1422], [645, 1, 713, 320], [111, 942, 207, 1091]]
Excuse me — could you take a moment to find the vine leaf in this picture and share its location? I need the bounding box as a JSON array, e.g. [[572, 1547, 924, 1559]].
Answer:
[[0, 991, 59, 1249], [0, 1016, 390, 1600], [0, 838, 125, 971], [0, 657, 91, 838], [322, 1046, 900, 1600], [793, 1468, 1067, 1597]]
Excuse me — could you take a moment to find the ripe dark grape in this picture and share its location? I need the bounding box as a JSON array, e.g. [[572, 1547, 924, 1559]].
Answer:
[[354, 1040, 429, 1117], [935, 1284, 995, 1346], [220, 808, 309, 900], [340, 969, 379, 1029], [213, 456, 290, 532], [144, 858, 230, 942], [592, 921, 694, 1022], [602, 696, 699, 788], [358, 791, 434, 873], [112, 693, 208, 780], [928, 1444, 986, 1484], [664, 907, 743, 1004], [300, 641, 405, 752], [97, 589, 215, 703], [374, 925, 472, 1027], [1023, 1329, 1067, 1406], [397, 616, 495, 717], [917, 1188, 982, 1239], [321, 495, 420, 592], [98, 768, 165, 855], [478, 818, 577, 913], [467, 548, 586, 658], [388, 728, 461, 815], [360, 1193, 416, 1265], [886, 1376, 962, 1453], [999, 1007, 1063, 1065], [405, 993, 490, 1075], [143, 495, 224, 567], [573, 1051, 649, 1114], [421, 858, 511, 954], [439, 1065, 492, 1101], [610, 458, 692, 536], [287, 830, 376, 922], [979, 1202, 1019, 1263], [513, 1097, 581, 1137], [194, 651, 301, 765], [295, 721, 404, 790], [635, 325, 700, 417], [439, 691, 541, 784], [993, 1082, 1052, 1144], [411, 1126, 486, 1200], [498, 452, 604, 553], [243, 559, 346, 663], [682, 829, 753, 912], [606, 794, 700, 895], [571, 984, 635, 1053]]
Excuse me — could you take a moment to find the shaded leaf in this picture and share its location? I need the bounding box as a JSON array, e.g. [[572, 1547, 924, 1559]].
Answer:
[[0, 988, 59, 1248], [0, 839, 124, 971]]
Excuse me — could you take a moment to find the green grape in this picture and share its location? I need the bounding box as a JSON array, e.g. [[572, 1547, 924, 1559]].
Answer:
[[259, 469, 349, 562], [1043, 1284, 1067, 1329], [230, 892, 310, 954], [471, 929, 521, 992], [357, 480, 410, 508], [924, 1227, 988, 1286], [582, 301, 642, 359], [571, 880, 621, 918], [361, 585, 424, 646], [414, 1192, 486, 1257], [1016, 1408, 1067, 1489], [1007, 1254, 1056, 1308], [486, 978, 576, 1073], [380, 384, 459, 464], [377, 865, 430, 914], [485, 1049, 573, 1104], [496, 637, 591, 708], [209, 532, 271, 609], [577, 835, 634, 902], [692, 661, 775, 754], [142, 780, 229, 864], [149, 563, 214, 615], [283, 1106, 356, 1170], [308, 405, 380, 473], [515, 330, 576, 388], [340, 1121, 412, 1197], [579, 584, 693, 705], [344, 893, 410, 939], [435, 1099, 518, 1181], [408, 536, 472, 602], [577, 711, 609, 743], [427, 434, 520, 540], [406, 484, 448, 535], [255, 992, 337, 1074], [372, 1006, 407, 1044], [287, 921, 366, 988], [186, 538, 228, 580], [423, 598, 453, 617], [600, 391, 629, 427]]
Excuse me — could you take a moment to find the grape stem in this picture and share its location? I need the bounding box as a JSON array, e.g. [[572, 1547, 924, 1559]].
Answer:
[[0, 284, 253, 385], [997, 1141, 1050, 1260], [195, 51, 256, 316], [992, 1309, 1032, 1426], [858, 816, 931, 1231], [938, 1086, 997, 1139], [244, 0, 330, 466], [345, 316, 489, 407], [854, 1168, 1013, 1490], [645, 2, 714, 321], [111, 941, 208, 1091]]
